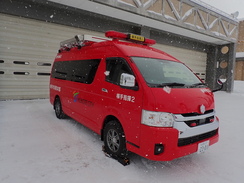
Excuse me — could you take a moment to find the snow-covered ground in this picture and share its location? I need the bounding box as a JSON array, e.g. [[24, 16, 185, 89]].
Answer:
[[1, 81, 244, 183]]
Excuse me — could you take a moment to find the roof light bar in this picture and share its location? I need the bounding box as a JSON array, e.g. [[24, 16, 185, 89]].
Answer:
[[105, 30, 156, 45]]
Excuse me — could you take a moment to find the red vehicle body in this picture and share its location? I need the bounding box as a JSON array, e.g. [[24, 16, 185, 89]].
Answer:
[[50, 31, 219, 162]]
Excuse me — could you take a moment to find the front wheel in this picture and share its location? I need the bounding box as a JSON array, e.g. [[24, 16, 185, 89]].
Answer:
[[103, 120, 127, 158], [54, 97, 66, 119]]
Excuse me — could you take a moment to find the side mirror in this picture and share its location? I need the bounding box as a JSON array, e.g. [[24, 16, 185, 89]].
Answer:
[[218, 78, 227, 84], [120, 73, 138, 90], [212, 78, 226, 92], [120, 73, 135, 87]]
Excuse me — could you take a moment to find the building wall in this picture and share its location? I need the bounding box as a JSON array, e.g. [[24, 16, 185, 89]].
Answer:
[[235, 60, 244, 80], [235, 20, 244, 81], [237, 20, 244, 52]]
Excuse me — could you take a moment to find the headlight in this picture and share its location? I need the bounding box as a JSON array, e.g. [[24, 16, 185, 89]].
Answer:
[[141, 110, 174, 127]]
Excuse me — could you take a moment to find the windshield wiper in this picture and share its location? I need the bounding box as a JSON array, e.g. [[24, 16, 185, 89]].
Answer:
[[150, 82, 185, 87], [190, 82, 206, 88], [162, 82, 185, 86]]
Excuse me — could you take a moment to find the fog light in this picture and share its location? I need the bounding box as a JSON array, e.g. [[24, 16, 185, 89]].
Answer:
[[154, 144, 164, 155]]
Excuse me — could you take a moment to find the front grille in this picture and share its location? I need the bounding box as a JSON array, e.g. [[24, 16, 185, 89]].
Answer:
[[181, 109, 214, 117], [184, 116, 214, 127], [178, 129, 218, 147]]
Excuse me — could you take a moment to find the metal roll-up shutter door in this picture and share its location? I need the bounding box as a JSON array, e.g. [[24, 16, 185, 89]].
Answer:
[[0, 14, 103, 100], [153, 44, 207, 82]]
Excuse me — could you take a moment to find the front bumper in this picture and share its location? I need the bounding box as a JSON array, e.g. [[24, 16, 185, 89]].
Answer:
[[127, 124, 219, 161]]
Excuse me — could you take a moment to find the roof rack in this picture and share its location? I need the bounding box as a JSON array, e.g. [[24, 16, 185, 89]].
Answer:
[[59, 35, 110, 50], [59, 31, 156, 52]]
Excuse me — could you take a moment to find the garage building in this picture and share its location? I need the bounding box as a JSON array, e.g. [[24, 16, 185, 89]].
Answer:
[[0, 0, 239, 100]]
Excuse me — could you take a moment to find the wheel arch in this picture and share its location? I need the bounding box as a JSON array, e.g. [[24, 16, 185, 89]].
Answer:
[[101, 115, 124, 141]]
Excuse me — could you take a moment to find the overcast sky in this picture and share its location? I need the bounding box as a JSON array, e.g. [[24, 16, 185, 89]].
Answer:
[[200, 0, 244, 19]]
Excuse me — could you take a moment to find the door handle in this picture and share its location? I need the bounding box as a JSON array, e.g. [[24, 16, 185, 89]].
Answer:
[[102, 88, 108, 93]]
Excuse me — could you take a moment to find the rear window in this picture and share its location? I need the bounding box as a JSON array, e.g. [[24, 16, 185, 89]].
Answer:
[[51, 59, 101, 84]]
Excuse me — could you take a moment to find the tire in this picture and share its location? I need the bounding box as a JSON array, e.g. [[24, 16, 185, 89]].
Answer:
[[54, 97, 65, 119], [103, 120, 127, 158]]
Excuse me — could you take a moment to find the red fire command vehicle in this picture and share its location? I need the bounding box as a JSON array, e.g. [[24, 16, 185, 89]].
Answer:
[[50, 31, 219, 165]]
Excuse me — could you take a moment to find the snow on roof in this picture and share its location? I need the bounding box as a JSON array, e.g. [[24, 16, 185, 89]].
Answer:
[[236, 52, 244, 58], [190, 0, 239, 22]]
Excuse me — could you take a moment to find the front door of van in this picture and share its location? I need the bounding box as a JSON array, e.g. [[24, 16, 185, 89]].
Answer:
[[102, 57, 143, 147]]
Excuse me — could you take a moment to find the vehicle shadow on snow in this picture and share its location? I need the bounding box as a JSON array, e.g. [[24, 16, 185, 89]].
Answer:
[[55, 114, 208, 175], [57, 115, 102, 143], [128, 152, 211, 183], [130, 152, 200, 170]]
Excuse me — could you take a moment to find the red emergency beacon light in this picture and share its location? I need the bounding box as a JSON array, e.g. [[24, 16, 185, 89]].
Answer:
[[105, 30, 156, 45]]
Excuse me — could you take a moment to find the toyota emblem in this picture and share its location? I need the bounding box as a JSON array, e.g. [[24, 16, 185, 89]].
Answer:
[[200, 104, 206, 114]]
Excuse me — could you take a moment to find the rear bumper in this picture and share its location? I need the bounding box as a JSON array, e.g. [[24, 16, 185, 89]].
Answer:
[[127, 125, 219, 161]]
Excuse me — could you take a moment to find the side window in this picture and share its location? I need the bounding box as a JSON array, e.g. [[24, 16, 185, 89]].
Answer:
[[51, 59, 101, 84], [70, 59, 100, 84], [51, 61, 68, 80], [106, 58, 133, 85]]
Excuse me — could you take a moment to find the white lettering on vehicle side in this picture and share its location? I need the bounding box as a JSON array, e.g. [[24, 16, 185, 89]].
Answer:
[[50, 84, 61, 92], [116, 93, 135, 103]]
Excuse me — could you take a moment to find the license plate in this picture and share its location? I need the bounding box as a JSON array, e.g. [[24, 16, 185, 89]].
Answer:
[[197, 140, 209, 154]]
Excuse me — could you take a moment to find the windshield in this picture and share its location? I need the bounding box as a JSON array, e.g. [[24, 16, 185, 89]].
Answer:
[[132, 57, 203, 88]]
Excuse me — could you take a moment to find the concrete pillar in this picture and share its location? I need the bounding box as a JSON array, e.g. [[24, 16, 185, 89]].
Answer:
[[206, 46, 218, 90], [226, 43, 236, 92], [206, 43, 236, 92]]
